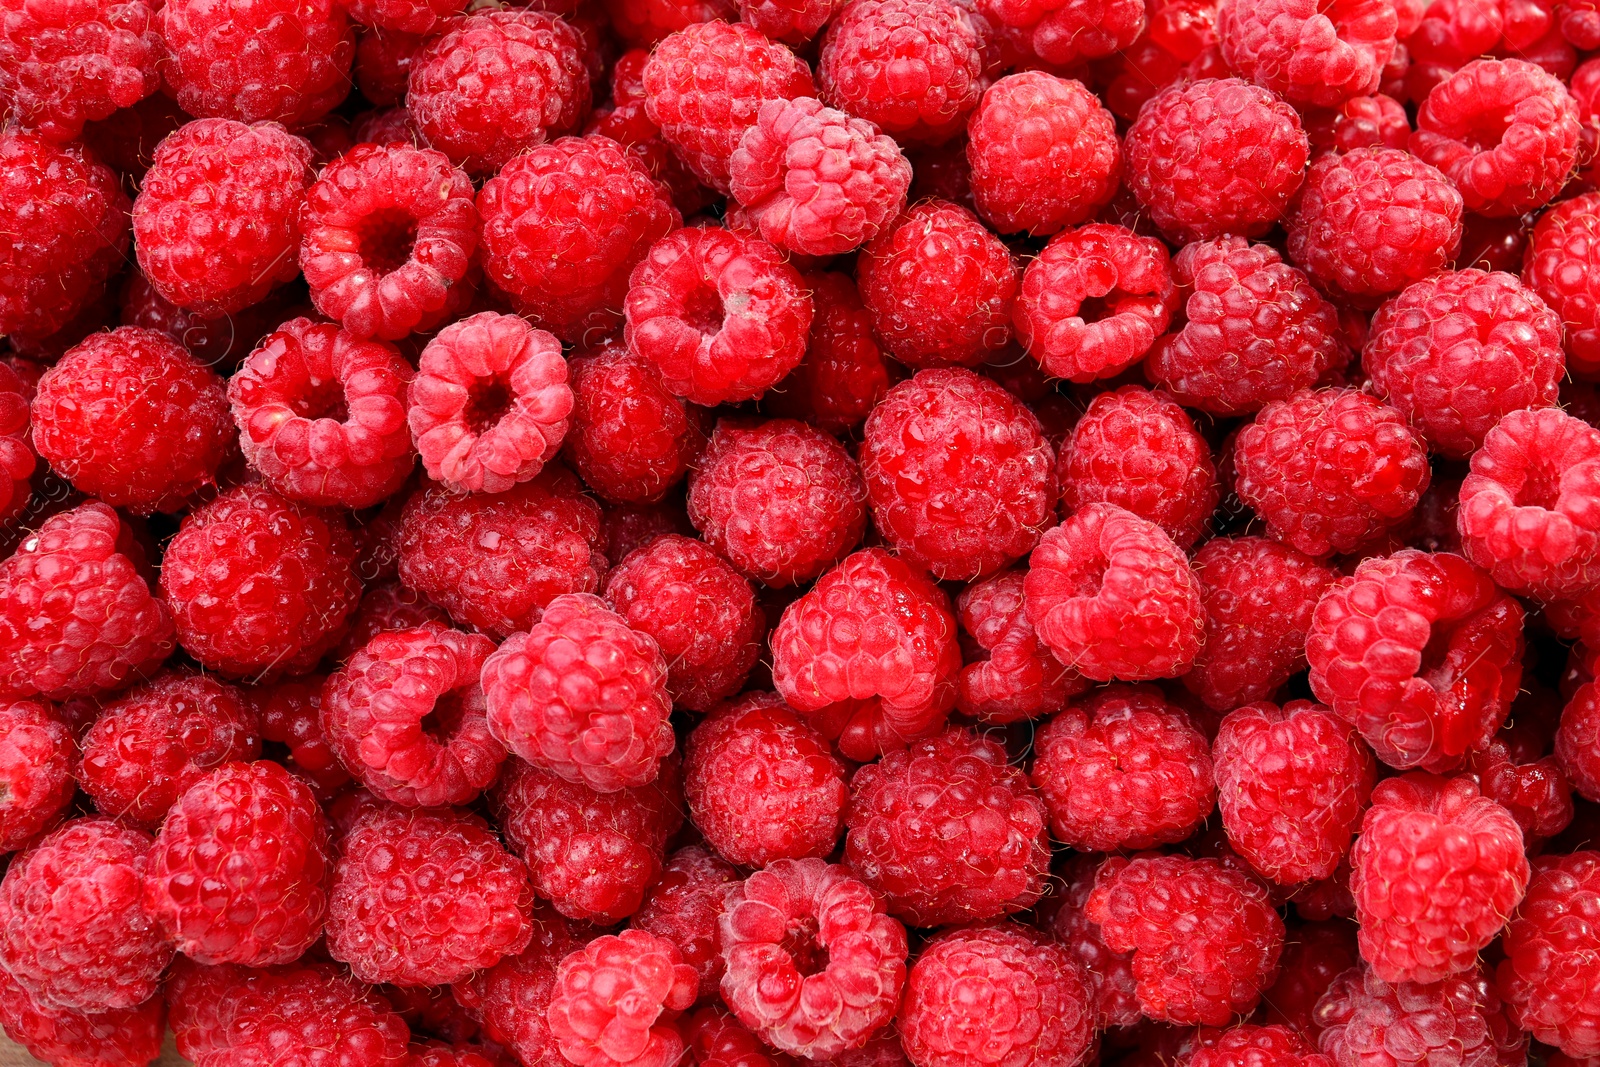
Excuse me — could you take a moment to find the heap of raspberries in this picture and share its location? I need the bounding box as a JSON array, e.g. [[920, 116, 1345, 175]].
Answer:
[[6, 0, 1600, 1065]]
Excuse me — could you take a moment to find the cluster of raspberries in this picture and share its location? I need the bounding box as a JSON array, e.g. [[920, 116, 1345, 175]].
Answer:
[[5, 0, 1600, 1063]]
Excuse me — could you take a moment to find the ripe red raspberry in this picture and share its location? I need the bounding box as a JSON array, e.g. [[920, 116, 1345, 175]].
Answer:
[[0, 362, 34, 528], [0, 965, 164, 1067], [395, 466, 606, 640], [584, 82, 716, 220], [624, 227, 813, 406], [1023, 503, 1205, 682], [687, 418, 867, 587], [1350, 773, 1529, 983], [132, 118, 311, 317], [1497, 851, 1600, 1056], [1523, 192, 1600, 380], [1149, 237, 1347, 415], [1314, 964, 1525, 1067], [1285, 147, 1464, 306], [982, 0, 1145, 64], [247, 674, 350, 797], [856, 200, 1018, 369], [604, 535, 763, 711], [1088, 854, 1286, 1025], [900, 923, 1093, 1067], [0, 699, 72, 853], [32, 326, 231, 513], [1218, 0, 1397, 107], [1045, 854, 1139, 1029], [966, 72, 1120, 236], [1124, 78, 1308, 245], [641, 21, 816, 195], [1030, 683, 1215, 851], [955, 567, 1087, 724], [1411, 59, 1580, 218], [0, 0, 160, 143], [78, 669, 259, 826], [0, 502, 173, 700], [1256, 920, 1359, 1036], [1557, 683, 1600, 802], [604, 0, 737, 46], [452, 906, 579, 1065], [158, 0, 353, 126], [478, 136, 680, 343], [737, 0, 841, 41], [1402, 0, 1574, 104], [1464, 712, 1573, 844], [632, 845, 740, 1001], [565, 339, 706, 504], [1304, 93, 1411, 155], [1364, 268, 1564, 458], [493, 754, 684, 923], [161, 484, 361, 678], [0, 132, 128, 342], [1014, 223, 1178, 382], [720, 858, 907, 1059], [0, 818, 171, 1013], [480, 592, 673, 793], [549, 929, 699, 1067], [1191, 1024, 1334, 1067], [686, 1003, 805, 1067]]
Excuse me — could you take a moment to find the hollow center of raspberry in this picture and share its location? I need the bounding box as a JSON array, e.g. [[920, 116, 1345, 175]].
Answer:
[[1076, 295, 1112, 324], [1514, 461, 1563, 510], [295, 376, 350, 423], [358, 207, 420, 276], [781, 916, 827, 977], [1071, 551, 1111, 598], [681, 285, 725, 335], [1460, 111, 1513, 154], [421, 691, 468, 742], [464, 379, 513, 434]]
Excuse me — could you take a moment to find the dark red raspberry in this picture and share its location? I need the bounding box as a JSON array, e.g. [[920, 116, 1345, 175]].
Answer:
[[1218, 0, 1397, 107], [583, 49, 716, 215], [407, 1041, 509, 1067], [736, 0, 841, 41], [32, 326, 232, 513], [687, 418, 867, 587], [955, 567, 1086, 724], [0, 965, 164, 1067], [686, 1003, 805, 1067], [78, 668, 259, 826], [1523, 192, 1600, 380], [0, 0, 161, 143], [1149, 236, 1348, 415], [1045, 854, 1139, 1029], [965, 72, 1120, 236], [549, 929, 698, 1067], [1256, 920, 1359, 1037], [1315, 964, 1526, 1067], [720, 858, 907, 1059], [1014, 222, 1178, 382], [1285, 147, 1464, 306], [1557, 683, 1600, 802], [632, 845, 740, 1002], [1560, 0, 1600, 46], [395, 466, 606, 640], [1498, 851, 1600, 1057], [605, 0, 737, 46], [161, 484, 362, 678], [901, 923, 1093, 1067], [1465, 712, 1574, 844], [0, 362, 34, 528], [565, 338, 705, 504], [0, 818, 171, 1013], [0, 699, 72, 853], [248, 674, 351, 796], [0, 502, 173, 700], [345, 0, 458, 33], [1190, 1023, 1333, 1067], [77, 90, 187, 180], [1023, 503, 1205, 682], [1088, 854, 1286, 1025], [1350, 773, 1529, 983], [1403, 0, 1574, 104], [117, 272, 300, 374], [1305, 93, 1411, 154], [452, 906, 579, 1066], [983, 0, 1145, 64], [1030, 683, 1215, 851]]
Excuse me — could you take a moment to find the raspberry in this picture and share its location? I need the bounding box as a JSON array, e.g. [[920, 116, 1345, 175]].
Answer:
[[160, 484, 362, 678], [408, 1042, 508, 1067], [1184, 536, 1337, 713], [1497, 850, 1600, 1056], [1023, 503, 1205, 682], [1217, 0, 1397, 107], [1014, 223, 1178, 382], [1232, 388, 1431, 558], [1523, 192, 1600, 380], [1557, 683, 1600, 802], [565, 339, 706, 504], [0, 818, 171, 1013], [719, 858, 907, 1059], [549, 929, 699, 1067], [982, 0, 1145, 65], [78, 669, 259, 826], [117, 272, 299, 374], [1029, 683, 1215, 851], [687, 418, 867, 587], [604, 534, 763, 711], [0, 132, 129, 342], [1314, 964, 1526, 1067], [1411, 59, 1581, 218], [1045, 854, 1139, 1029], [1088, 854, 1286, 1025], [346, 0, 459, 33], [1285, 147, 1464, 306], [478, 135, 680, 343], [605, 0, 737, 46], [395, 466, 606, 640], [954, 567, 1086, 724], [480, 592, 673, 792], [738, 0, 841, 41], [1149, 237, 1348, 415], [1304, 93, 1411, 155], [686, 1003, 804, 1067], [1561, 0, 1600, 46], [328, 803, 534, 986], [584, 84, 716, 220], [623, 227, 813, 406], [32, 326, 232, 513], [0, 502, 173, 699], [1465, 714, 1574, 844], [965, 72, 1120, 236], [1124, 78, 1308, 245], [407, 11, 591, 176], [632, 845, 740, 1002], [770, 547, 960, 761], [0, 0, 160, 143], [900, 923, 1093, 1067], [0, 699, 72, 853], [158, 0, 353, 126], [856, 200, 1019, 370], [0, 362, 33, 528], [1364, 268, 1565, 458], [452, 906, 579, 1066], [1258, 920, 1359, 1037], [1403, 0, 1574, 104], [641, 21, 816, 195], [248, 674, 352, 796], [1349, 773, 1529, 983], [0, 966, 164, 1067]]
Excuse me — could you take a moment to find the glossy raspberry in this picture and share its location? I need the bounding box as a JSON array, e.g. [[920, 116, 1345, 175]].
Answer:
[[0, 699, 72, 853], [0, 0, 160, 142], [395, 466, 606, 640], [1088, 854, 1286, 1025], [248, 674, 351, 796], [0, 362, 33, 528], [158, 0, 353, 126], [686, 1003, 803, 1067], [1524, 193, 1600, 381], [1045, 854, 1139, 1029], [549, 929, 698, 1067], [1314, 964, 1526, 1067], [1497, 850, 1600, 1056], [0, 502, 173, 700], [1402, 0, 1574, 102], [160, 484, 362, 678], [954, 567, 1085, 724], [1286, 147, 1464, 306], [1557, 683, 1600, 802], [32, 326, 232, 513], [1023, 503, 1205, 682], [583, 51, 715, 217], [1255, 920, 1360, 1036], [1217, 0, 1397, 107], [720, 858, 906, 1059], [966, 72, 1120, 236], [565, 339, 705, 504], [452, 907, 579, 1066], [1464, 712, 1573, 844], [1191, 1023, 1335, 1067], [0, 818, 171, 1013], [984, 0, 1146, 64], [1150, 236, 1348, 415], [1350, 773, 1529, 984], [632, 845, 740, 1001], [1015, 222, 1177, 382], [0, 966, 164, 1067]]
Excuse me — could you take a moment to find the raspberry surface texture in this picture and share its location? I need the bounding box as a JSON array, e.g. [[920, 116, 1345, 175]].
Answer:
[[0, 0, 161, 142], [0, 699, 73, 852], [1523, 192, 1600, 380], [565, 338, 706, 504], [548, 929, 698, 1067], [0, 965, 165, 1067], [1315, 964, 1527, 1067], [1217, 0, 1397, 106], [1497, 850, 1600, 1056], [955, 566, 1087, 724]]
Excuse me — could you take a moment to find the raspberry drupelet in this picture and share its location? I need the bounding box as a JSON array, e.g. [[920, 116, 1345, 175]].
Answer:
[[1524, 193, 1600, 381], [632, 846, 740, 1001], [1315, 964, 1527, 1067], [549, 929, 698, 1067], [955, 567, 1087, 724], [32, 326, 233, 514], [565, 339, 705, 504], [1557, 683, 1600, 802], [132, 119, 312, 317], [452, 906, 579, 1066], [1217, 0, 1398, 107], [1256, 920, 1360, 1036], [1047, 854, 1140, 1029], [0, 699, 72, 853], [0, 966, 165, 1067], [0, 0, 161, 143], [1497, 850, 1600, 1057], [1194, 1024, 1335, 1067]]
